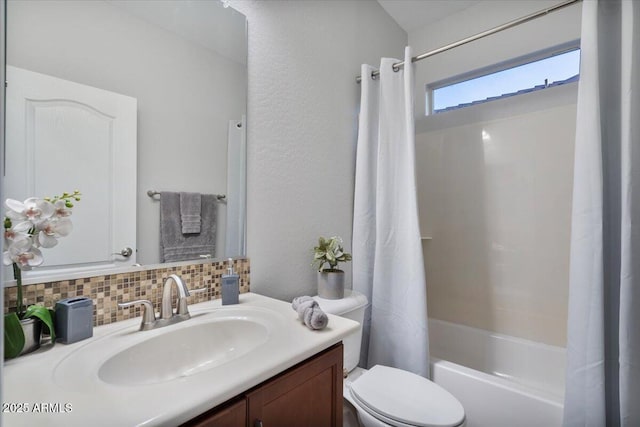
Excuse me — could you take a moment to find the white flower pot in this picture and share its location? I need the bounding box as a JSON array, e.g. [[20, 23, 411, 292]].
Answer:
[[317, 270, 345, 300]]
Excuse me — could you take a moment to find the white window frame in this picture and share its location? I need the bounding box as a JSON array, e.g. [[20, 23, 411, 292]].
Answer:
[[426, 40, 581, 115]]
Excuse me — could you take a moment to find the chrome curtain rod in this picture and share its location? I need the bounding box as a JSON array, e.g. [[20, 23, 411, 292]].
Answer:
[[356, 0, 582, 83], [147, 190, 226, 201]]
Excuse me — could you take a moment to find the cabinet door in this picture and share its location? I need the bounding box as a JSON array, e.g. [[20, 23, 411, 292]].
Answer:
[[185, 398, 246, 427], [247, 343, 343, 427]]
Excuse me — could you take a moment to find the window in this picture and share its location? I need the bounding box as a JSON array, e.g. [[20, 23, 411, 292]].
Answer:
[[429, 46, 580, 114]]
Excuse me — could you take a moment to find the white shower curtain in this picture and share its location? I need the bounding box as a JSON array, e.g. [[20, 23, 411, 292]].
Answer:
[[353, 47, 429, 377], [563, 1, 639, 426]]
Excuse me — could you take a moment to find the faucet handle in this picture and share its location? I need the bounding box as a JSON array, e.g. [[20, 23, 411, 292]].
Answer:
[[189, 287, 208, 295], [118, 299, 156, 330], [176, 287, 208, 316]]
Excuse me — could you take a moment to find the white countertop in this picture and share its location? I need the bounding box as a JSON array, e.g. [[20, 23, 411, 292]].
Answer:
[[3, 292, 359, 426]]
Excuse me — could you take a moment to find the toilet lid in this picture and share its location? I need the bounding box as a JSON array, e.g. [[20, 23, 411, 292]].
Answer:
[[349, 365, 465, 427]]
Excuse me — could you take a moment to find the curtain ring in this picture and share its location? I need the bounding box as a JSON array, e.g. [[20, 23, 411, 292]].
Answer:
[[371, 71, 378, 80], [392, 64, 400, 72]]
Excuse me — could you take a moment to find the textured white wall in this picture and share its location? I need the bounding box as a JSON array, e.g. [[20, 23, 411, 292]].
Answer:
[[231, 0, 406, 301]]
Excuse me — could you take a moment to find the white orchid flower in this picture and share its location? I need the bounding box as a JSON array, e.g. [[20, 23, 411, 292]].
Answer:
[[35, 218, 73, 248], [5, 197, 54, 225], [52, 200, 73, 218], [2, 238, 43, 269], [4, 221, 31, 248], [3, 192, 78, 277]]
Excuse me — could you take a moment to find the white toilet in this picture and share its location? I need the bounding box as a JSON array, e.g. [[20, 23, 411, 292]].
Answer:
[[314, 290, 466, 427]]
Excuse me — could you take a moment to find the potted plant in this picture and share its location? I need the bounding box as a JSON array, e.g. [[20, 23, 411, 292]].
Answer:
[[3, 190, 81, 358], [312, 236, 352, 300]]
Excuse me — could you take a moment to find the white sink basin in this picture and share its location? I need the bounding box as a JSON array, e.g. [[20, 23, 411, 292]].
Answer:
[[99, 317, 269, 385], [53, 305, 283, 390]]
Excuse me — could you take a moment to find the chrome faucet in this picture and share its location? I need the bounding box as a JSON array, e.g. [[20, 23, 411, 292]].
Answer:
[[160, 274, 191, 320], [117, 274, 206, 331]]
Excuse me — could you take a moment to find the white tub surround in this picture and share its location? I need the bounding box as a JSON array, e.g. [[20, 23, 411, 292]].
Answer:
[[4, 293, 359, 427], [429, 318, 566, 427]]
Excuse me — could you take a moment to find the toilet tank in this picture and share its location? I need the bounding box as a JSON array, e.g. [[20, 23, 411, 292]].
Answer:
[[314, 290, 368, 372]]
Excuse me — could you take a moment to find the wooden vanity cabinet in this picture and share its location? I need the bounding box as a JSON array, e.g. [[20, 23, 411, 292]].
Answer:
[[187, 398, 247, 427], [246, 342, 343, 427], [183, 343, 343, 427]]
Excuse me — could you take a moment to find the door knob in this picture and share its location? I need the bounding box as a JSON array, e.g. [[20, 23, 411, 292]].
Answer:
[[113, 247, 133, 257]]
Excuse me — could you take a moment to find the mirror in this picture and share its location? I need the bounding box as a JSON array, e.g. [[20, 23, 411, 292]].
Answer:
[[5, 0, 247, 281]]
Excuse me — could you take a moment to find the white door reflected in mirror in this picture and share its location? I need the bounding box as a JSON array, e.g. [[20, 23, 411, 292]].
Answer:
[[5, 66, 137, 279]]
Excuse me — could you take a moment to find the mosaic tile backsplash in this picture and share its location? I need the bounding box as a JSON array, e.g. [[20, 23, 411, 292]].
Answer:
[[3, 258, 250, 326]]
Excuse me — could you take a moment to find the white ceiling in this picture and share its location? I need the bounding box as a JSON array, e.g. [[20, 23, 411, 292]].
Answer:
[[377, 0, 482, 33]]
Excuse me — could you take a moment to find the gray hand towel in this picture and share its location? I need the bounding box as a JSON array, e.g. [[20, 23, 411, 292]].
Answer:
[[291, 296, 329, 330], [160, 192, 216, 262], [180, 192, 201, 234]]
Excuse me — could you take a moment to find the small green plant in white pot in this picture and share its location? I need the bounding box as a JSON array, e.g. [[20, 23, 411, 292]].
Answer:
[[313, 236, 352, 300]]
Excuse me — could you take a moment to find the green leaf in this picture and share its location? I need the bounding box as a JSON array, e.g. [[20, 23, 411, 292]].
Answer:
[[312, 235, 351, 272], [4, 313, 25, 359], [42, 308, 56, 336], [24, 305, 56, 343]]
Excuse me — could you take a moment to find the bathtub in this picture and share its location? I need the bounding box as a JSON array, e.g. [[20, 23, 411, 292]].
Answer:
[[428, 319, 566, 427]]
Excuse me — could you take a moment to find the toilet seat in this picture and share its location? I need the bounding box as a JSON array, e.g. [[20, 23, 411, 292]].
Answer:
[[348, 365, 465, 427]]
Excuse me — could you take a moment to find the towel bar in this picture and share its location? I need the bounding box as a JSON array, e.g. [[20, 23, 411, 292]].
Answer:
[[147, 190, 226, 201]]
